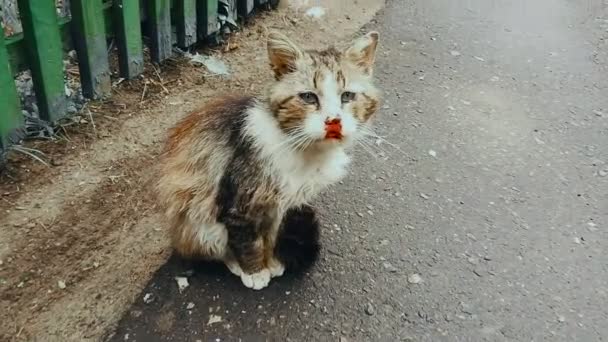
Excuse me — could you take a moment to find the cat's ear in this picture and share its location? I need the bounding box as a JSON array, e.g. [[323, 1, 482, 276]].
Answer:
[[344, 31, 379, 75], [267, 31, 304, 79]]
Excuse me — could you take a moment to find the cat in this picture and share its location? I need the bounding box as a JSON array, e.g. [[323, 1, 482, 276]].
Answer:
[[156, 31, 381, 290]]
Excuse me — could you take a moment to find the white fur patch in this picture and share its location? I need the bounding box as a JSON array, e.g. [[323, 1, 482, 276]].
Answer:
[[195, 222, 228, 257], [268, 258, 285, 278], [303, 113, 326, 140], [244, 104, 351, 207], [240, 269, 271, 290], [313, 72, 359, 141], [346, 80, 368, 93], [225, 260, 242, 276], [321, 71, 342, 115]]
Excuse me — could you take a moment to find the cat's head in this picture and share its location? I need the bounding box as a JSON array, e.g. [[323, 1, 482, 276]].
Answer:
[[266, 31, 381, 149]]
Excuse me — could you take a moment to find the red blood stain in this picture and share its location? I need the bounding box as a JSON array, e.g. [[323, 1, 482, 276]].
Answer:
[[325, 118, 342, 140]]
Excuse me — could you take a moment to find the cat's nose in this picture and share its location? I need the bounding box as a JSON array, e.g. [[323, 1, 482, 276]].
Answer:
[[325, 118, 341, 125]]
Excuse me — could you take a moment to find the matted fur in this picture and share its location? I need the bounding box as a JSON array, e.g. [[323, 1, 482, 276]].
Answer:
[[157, 31, 381, 290]]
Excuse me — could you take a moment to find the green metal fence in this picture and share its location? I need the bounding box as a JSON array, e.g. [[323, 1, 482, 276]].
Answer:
[[0, 0, 271, 155]]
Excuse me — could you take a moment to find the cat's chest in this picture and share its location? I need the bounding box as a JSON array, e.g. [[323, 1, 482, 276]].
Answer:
[[276, 149, 351, 206]]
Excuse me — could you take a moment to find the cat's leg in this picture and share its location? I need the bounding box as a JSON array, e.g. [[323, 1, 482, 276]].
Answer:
[[224, 214, 272, 290], [267, 256, 285, 278], [222, 250, 242, 277], [231, 238, 271, 290], [264, 219, 285, 278]]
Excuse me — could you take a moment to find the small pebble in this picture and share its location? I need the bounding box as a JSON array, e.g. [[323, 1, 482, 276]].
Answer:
[[365, 303, 375, 315], [428, 150, 437, 157], [419, 193, 430, 200], [186, 302, 195, 310], [143, 293, 154, 304], [175, 276, 189, 293], [58, 280, 67, 289], [383, 262, 398, 273], [407, 273, 422, 284], [207, 314, 222, 325]]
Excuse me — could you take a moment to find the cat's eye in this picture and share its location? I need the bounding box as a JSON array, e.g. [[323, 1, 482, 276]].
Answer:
[[299, 92, 318, 105], [341, 91, 356, 103]]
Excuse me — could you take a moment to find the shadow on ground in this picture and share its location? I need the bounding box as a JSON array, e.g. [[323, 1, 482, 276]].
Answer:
[[107, 254, 320, 342], [108, 207, 323, 342]]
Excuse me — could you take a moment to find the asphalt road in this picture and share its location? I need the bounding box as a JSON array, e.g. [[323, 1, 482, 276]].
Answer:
[[109, 0, 608, 341]]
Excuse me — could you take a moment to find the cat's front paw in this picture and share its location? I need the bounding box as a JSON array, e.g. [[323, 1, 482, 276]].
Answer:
[[268, 258, 285, 278], [240, 269, 271, 290]]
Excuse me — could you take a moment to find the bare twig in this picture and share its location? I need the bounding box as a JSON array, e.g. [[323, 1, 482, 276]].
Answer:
[[140, 81, 148, 102], [9, 145, 49, 167], [86, 108, 97, 135], [38, 217, 57, 232], [59, 125, 72, 141], [152, 64, 169, 93], [102, 114, 120, 121], [1, 197, 16, 206]]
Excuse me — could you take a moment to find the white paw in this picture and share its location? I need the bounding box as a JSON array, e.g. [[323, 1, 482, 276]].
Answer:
[[268, 258, 285, 278], [225, 260, 242, 277], [240, 269, 271, 290]]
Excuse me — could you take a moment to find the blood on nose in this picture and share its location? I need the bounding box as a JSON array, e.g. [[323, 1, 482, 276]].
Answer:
[[324, 118, 343, 139]]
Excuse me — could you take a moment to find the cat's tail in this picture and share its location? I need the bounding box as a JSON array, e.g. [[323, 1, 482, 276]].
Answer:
[[274, 205, 321, 274]]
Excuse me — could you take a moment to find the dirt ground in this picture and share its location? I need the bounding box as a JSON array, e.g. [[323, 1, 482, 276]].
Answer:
[[0, 1, 385, 341]]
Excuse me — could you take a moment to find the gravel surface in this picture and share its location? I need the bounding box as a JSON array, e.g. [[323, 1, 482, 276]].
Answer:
[[108, 0, 608, 340]]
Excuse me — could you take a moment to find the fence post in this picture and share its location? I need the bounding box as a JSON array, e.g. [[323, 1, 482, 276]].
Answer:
[[176, 0, 197, 48], [70, 0, 111, 99], [197, 0, 219, 39], [16, 0, 67, 122], [0, 26, 22, 150], [238, 0, 255, 18], [113, 0, 144, 79], [147, 0, 172, 63]]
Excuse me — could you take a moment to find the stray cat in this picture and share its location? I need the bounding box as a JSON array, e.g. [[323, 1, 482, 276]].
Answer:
[[157, 31, 381, 290]]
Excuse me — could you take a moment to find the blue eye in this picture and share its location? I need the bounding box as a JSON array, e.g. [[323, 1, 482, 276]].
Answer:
[[341, 91, 356, 103], [299, 92, 318, 104]]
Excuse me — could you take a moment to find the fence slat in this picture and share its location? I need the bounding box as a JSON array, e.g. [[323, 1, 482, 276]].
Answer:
[[113, 0, 144, 79], [176, 0, 197, 48], [238, 0, 255, 18], [229, 0, 239, 22], [16, 0, 67, 122], [147, 0, 172, 63], [197, 0, 219, 39], [70, 0, 111, 99], [0, 26, 22, 149]]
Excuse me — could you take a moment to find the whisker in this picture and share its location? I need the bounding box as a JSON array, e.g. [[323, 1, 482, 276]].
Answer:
[[357, 126, 410, 156]]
